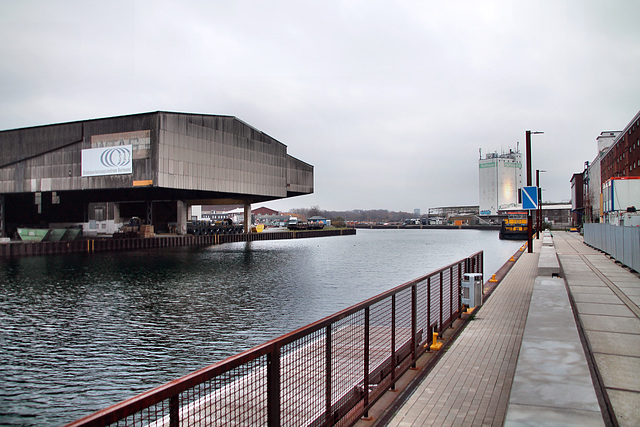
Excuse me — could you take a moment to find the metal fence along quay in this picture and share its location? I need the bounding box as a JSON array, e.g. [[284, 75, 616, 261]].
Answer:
[[66, 251, 483, 427], [583, 223, 640, 272]]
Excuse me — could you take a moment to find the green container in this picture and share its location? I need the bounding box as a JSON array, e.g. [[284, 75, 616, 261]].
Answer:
[[17, 228, 51, 242], [47, 229, 67, 242]]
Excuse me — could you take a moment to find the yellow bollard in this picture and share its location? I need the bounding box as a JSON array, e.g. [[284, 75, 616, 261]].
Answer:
[[509, 256, 516, 262], [430, 332, 443, 351], [489, 274, 498, 282]]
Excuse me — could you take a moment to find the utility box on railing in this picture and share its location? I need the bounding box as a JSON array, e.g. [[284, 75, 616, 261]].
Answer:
[[461, 273, 483, 308]]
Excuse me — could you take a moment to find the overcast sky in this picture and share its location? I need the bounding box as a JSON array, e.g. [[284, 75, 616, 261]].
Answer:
[[1, 1, 639, 212]]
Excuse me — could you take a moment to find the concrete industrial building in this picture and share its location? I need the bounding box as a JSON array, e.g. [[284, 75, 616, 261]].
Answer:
[[478, 148, 523, 216], [0, 112, 314, 238]]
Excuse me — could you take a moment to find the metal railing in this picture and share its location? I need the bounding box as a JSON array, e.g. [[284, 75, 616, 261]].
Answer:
[[67, 251, 483, 427]]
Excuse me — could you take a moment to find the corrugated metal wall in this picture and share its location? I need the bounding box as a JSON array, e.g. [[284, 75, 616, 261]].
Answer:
[[0, 112, 313, 199], [157, 113, 294, 197], [583, 223, 640, 272]]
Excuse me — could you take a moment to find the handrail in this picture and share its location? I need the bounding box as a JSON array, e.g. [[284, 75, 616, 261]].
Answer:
[[66, 251, 483, 427]]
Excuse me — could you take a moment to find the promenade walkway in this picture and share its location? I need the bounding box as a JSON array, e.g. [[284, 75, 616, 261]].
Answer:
[[386, 241, 539, 426], [384, 231, 640, 426], [554, 232, 640, 426]]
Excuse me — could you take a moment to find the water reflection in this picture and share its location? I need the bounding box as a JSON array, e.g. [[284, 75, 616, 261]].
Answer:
[[0, 229, 521, 426]]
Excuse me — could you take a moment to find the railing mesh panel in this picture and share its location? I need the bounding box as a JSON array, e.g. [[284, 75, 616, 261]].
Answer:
[[442, 268, 452, 324], [281, 328, 327, 426], [394, 287, 412, 352], [369, 298, 393, 384], [429, 274, 442, 330], [331, 311, 365, 415], [67, 253, 483, 427], [182, 356, 268, 426], [415, 279, 428, 345]]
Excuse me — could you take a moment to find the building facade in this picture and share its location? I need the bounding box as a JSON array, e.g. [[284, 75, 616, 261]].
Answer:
[[578, 110, 640, 226], [601, 110, 640, 183], [479, 149, 523, 215], [570, 173, 584, 226], [0, 112, 313, 237], [584, 131, 621, 222]]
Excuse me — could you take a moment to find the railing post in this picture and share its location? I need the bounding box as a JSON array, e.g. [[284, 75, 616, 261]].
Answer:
[[427, 277, 431, 341], [391, 294, 397, 390], [439, 271, 444, 332], [458, 263, 462, 315], [325, 325, 332, 426], [363, 307, 371, 419], [411, 284, 417, 368], [169, 395, 179, 427], [449, 266, 454, 324], [267, 345, 281, 427]]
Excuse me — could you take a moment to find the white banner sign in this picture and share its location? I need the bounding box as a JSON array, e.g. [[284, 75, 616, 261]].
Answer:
[[81, 145, 133, 177]]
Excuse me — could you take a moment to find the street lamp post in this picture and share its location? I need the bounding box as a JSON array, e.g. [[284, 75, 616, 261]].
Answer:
[[526, 130, 543, 253], [536, 169, 546, 239]]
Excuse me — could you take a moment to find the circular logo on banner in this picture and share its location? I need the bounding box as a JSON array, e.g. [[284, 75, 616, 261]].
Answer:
[[100, 147, 131, 168]]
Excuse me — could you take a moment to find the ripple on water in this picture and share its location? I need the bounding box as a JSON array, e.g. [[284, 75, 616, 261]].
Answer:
[[0, 229, 521, 426]]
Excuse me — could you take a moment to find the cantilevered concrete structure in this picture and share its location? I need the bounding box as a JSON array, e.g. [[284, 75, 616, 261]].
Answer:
[[0, 112, 313, 237]]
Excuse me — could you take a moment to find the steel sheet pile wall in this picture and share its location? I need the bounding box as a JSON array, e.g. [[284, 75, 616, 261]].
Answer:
[[66, 251, 483, 427], [0, 229, 356, 258], [584, 223, 640, 272]]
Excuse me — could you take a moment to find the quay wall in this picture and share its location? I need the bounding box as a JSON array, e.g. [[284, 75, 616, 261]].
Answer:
[[0, 228, 356, 258], [356, 224, 501, 231]]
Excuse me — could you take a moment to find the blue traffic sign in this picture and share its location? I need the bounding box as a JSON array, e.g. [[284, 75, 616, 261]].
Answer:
[[522, 186, 538, 210]]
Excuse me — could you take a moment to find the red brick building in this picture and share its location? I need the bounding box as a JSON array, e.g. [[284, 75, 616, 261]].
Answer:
[[252, 206, 279, 216], [570, 173, 584, 226], [601, 110, 640, 183]]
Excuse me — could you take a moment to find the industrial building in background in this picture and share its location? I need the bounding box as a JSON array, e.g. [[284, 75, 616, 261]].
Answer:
[[578, 109, 640, 227], [478, 148, 523, 216], [581, 131, 621, 223], [0, 111, 314, 239]]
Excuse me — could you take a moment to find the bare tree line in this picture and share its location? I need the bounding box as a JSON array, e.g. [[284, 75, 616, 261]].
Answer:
[[290, 206, 415, 223]]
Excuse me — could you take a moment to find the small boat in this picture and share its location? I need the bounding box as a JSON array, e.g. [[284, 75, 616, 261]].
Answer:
[[499, 212, 533, 240]]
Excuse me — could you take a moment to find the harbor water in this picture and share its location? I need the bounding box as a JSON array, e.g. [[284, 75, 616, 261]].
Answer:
[[0, 228, 523, 426]]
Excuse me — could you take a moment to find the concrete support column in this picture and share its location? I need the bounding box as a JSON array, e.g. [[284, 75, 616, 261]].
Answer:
[[177, 201, 188, 235], [113, 203, 121, 225], [244, 203, 251, 233], [111, 202, 121, 235]]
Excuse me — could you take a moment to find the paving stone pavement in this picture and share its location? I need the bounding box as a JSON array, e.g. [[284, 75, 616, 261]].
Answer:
[[387, 243, 539, 426], [503, 274, 603, 427], [554, 232, 640, 427], [386, 231, 640, 427]]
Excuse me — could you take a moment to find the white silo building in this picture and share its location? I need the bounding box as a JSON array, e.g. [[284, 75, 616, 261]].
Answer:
[[479, 149, 523, 215]]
